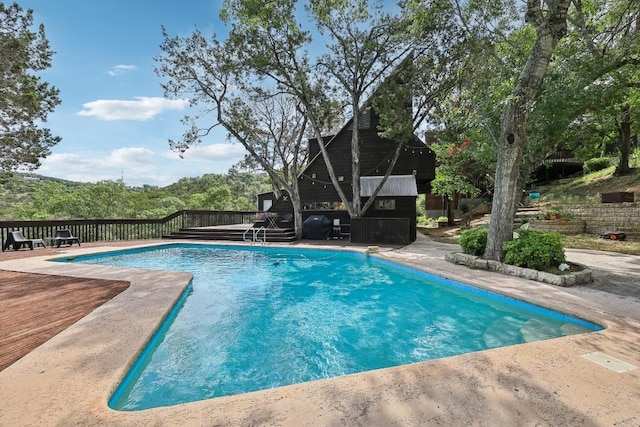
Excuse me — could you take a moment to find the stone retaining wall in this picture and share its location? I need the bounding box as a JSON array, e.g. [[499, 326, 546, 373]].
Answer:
[[563, 203, 640, 239]]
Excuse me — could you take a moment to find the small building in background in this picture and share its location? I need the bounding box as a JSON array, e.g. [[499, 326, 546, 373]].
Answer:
[[259, 106, 435, 244]]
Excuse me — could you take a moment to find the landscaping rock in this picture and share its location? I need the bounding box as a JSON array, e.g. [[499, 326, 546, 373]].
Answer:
[[444, 252, 592, 287]]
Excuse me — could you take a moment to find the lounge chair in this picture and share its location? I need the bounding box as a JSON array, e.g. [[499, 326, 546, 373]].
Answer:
[[54, 229, 81, 247], [2, 231, 38, 251]]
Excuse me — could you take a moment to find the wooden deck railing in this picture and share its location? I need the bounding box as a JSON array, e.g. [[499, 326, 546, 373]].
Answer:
[[0, 210, 258, 250], [545, 150, 582, 164]]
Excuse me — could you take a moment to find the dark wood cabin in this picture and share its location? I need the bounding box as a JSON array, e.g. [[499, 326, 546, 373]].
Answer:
[[259, 104, 436, 244], [533, 149, 584, 183]]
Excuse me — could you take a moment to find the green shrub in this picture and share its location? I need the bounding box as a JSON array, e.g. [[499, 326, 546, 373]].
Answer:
[[417, 214, 433, 226], [459, 227, 488, 256], [503, 229, 566, 271], [631, 147, 640, 168], [583, 157, 611, 173]]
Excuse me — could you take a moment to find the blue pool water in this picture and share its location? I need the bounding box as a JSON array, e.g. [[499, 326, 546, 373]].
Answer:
[[63, 244, 601, 411]]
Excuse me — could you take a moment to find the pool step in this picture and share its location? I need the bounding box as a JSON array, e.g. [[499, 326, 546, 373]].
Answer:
[[163, 226, 297, 243]]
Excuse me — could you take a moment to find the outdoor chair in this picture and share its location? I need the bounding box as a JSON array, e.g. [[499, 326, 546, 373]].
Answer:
[[54, 229, 81, 247], [252, 212, 267, 228], [2, 231, 40, 251], [332, 219, 343, 239]]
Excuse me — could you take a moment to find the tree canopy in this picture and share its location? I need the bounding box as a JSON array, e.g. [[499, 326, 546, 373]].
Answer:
[[421, 0, 639, 260], [143, 0, 640, 252], [159, 0, 475, 229], [0, 2, 61, 172]]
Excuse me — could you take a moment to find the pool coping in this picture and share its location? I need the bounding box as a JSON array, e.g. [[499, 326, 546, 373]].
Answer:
[[1, 238, 639, 426]]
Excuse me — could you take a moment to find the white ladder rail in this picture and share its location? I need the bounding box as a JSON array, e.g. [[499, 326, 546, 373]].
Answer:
[[254, 226, 266, 245], [243, 226, 267, 244]]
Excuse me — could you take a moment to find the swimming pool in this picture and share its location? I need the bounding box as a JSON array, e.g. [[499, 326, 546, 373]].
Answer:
[[63, 244, 601, 411]]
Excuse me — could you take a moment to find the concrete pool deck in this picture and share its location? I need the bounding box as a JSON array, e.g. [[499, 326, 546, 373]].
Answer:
[[0, 235, 639, 426]]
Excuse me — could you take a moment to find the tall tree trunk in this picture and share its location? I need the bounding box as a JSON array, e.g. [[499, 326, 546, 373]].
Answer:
[[599, 131, 607, 158], [447, 196, 455, 225], [307, 115, 357, 217], [485, 124, 525, 259], [290, 192, 304, 239], [515, 167, 528, 213], [351, 101, 362, 216], [616, 104, 632, 175], [288, 172, 304, 239], [484, 0, 572, 261], [359, 139, 405, 216]]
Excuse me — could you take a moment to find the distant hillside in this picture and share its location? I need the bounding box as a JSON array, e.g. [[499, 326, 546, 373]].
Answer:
[[0, 173, 81, 211], [0, 172, 83, 187], [0, 171, 270, 221]]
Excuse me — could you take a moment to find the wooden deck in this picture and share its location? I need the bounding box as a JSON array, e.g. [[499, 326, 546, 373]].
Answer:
[[163, 224, 297, 242], [0, 270, 129, 372]]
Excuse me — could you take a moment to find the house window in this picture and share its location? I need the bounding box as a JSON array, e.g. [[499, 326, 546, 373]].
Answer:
[[302, 201, 346, 211], [358, 109, 371, 129], [347, 109, 371, 130], [375, 199, 396, 210]]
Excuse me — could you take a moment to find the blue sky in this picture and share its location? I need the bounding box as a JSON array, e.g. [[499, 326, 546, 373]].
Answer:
[[20, 0, 244, 187]]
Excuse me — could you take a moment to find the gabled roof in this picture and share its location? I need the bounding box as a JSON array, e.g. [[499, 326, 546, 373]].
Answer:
[[360, 175, 417, 197], [302, 56, 427, 175]]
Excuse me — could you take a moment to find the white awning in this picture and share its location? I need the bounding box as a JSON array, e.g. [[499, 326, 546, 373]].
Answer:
[[360, 175, 418, 197]]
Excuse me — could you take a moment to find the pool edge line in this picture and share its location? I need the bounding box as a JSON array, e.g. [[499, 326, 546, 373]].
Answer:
[[369, 253, 605, 332], [108, 280, 195, 411]]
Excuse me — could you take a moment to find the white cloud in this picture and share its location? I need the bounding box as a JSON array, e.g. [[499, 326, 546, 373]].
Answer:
[[163, 143, 247, 161], [38, 153, 118, 182], [106, 147, 156, 165], [107, 64, 137, 76], [38, 144, 245, 187], [77, 97, 190, 121]]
